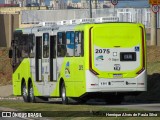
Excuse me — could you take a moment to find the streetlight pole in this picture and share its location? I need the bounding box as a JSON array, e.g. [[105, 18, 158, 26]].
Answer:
[[150, 5, 157, 45], [89, 0, 92, 18], [95, 0, 97, 9]]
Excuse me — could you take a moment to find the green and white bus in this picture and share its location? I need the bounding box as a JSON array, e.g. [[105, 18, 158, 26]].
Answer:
[[9, 18, 147, 104]]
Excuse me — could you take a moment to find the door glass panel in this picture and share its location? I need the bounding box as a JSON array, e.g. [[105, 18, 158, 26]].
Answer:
[[43, 33, 49, 58]]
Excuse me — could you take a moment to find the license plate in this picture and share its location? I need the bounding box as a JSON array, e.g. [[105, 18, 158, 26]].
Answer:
[[120, 52, 136, 61], [113, 74, 122, 79]]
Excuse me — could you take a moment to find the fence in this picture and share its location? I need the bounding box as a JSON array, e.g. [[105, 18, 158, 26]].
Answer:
[[21, 8, 160, 28]]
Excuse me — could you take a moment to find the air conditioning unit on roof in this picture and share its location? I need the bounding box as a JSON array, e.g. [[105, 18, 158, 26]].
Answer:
[[95, 17, 119, 23], [39, 21, 56, 26]]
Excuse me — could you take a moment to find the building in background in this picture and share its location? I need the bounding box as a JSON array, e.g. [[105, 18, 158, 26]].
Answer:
[[26, 0, 45, 6], [0, 0, 45, 7], [50, 0, 67, 9], [50, 0, 114, 9], [0, 0, 11, 4]]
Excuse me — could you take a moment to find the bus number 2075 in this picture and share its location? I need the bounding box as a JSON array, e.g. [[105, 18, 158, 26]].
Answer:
[[95, 49, 110, 54]]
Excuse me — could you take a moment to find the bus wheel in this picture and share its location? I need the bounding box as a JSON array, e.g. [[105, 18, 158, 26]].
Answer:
[[21, 82, 29, 102], [28, 83, 35, 103], [61, 82, 68, 104]]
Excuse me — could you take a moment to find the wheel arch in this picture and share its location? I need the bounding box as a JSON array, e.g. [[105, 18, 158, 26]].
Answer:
[[21, 78, 26, 95], [59, 77, 64, 97]]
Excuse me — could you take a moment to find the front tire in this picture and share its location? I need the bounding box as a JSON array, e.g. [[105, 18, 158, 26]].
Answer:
[[61, 82, 68, 104], [21, 82, 29, 102]]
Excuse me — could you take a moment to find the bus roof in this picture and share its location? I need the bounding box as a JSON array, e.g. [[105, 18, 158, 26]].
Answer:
[[15, 22, 144, 34]]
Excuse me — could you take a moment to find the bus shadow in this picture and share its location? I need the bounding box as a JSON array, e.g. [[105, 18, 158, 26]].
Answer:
[[125, 73, 160, 103]]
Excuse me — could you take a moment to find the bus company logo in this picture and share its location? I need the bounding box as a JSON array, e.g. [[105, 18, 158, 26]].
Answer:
[[96, 55, 104, 61], [65, 62, 70, 78], [114, 64, 121, 71], [135, 46, 140, 52]]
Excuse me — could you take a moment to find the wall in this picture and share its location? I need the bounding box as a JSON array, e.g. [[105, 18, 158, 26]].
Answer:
[[0, 16, 159, 47], [0, 14, 20, 47], [0, 6, 47, 14], [21, 8, 160, 28], [146, 28, 160, 46], [0, 14, 11, 47], [157, 29, 160, 46]]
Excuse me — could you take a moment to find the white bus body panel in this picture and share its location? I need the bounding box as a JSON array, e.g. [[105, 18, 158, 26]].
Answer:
[[86, 70, 147, 92]]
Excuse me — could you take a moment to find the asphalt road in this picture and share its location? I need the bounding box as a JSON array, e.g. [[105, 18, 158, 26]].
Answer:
[[106, 103, 160, 111]]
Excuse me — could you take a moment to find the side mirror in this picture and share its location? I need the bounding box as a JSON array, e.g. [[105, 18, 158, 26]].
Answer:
[[9, 49, 12, 58]]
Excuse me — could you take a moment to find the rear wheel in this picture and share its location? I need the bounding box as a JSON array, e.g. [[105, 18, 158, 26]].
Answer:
[[28, 82, 36, 103], [61, 82, 68, 104], [28, 82, 49, 103], [21, 82, 29, 102]]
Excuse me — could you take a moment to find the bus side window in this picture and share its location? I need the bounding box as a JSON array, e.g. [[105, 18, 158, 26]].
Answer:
[[66, 31, 74, 57], [75, 31, 79, 56], [29, 34, 35, 58], [50, 36, 56, 59], [75, 31, 84, 57], [57, 32, 66, 57], [81, 31, 84, 57], [14, 33, 22, 62], [21, 34, 29, 58], [12, 33, 21, 66], [43, 33, 49, 58]]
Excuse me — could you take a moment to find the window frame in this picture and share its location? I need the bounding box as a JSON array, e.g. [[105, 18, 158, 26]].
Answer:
[[66, 31, 75, 57], [74, 31, 84, 57], [57, 32, 66, 57], [28, 34, 35, 58], [81, 31, 84, 57], [21, 34, 29, 58]]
